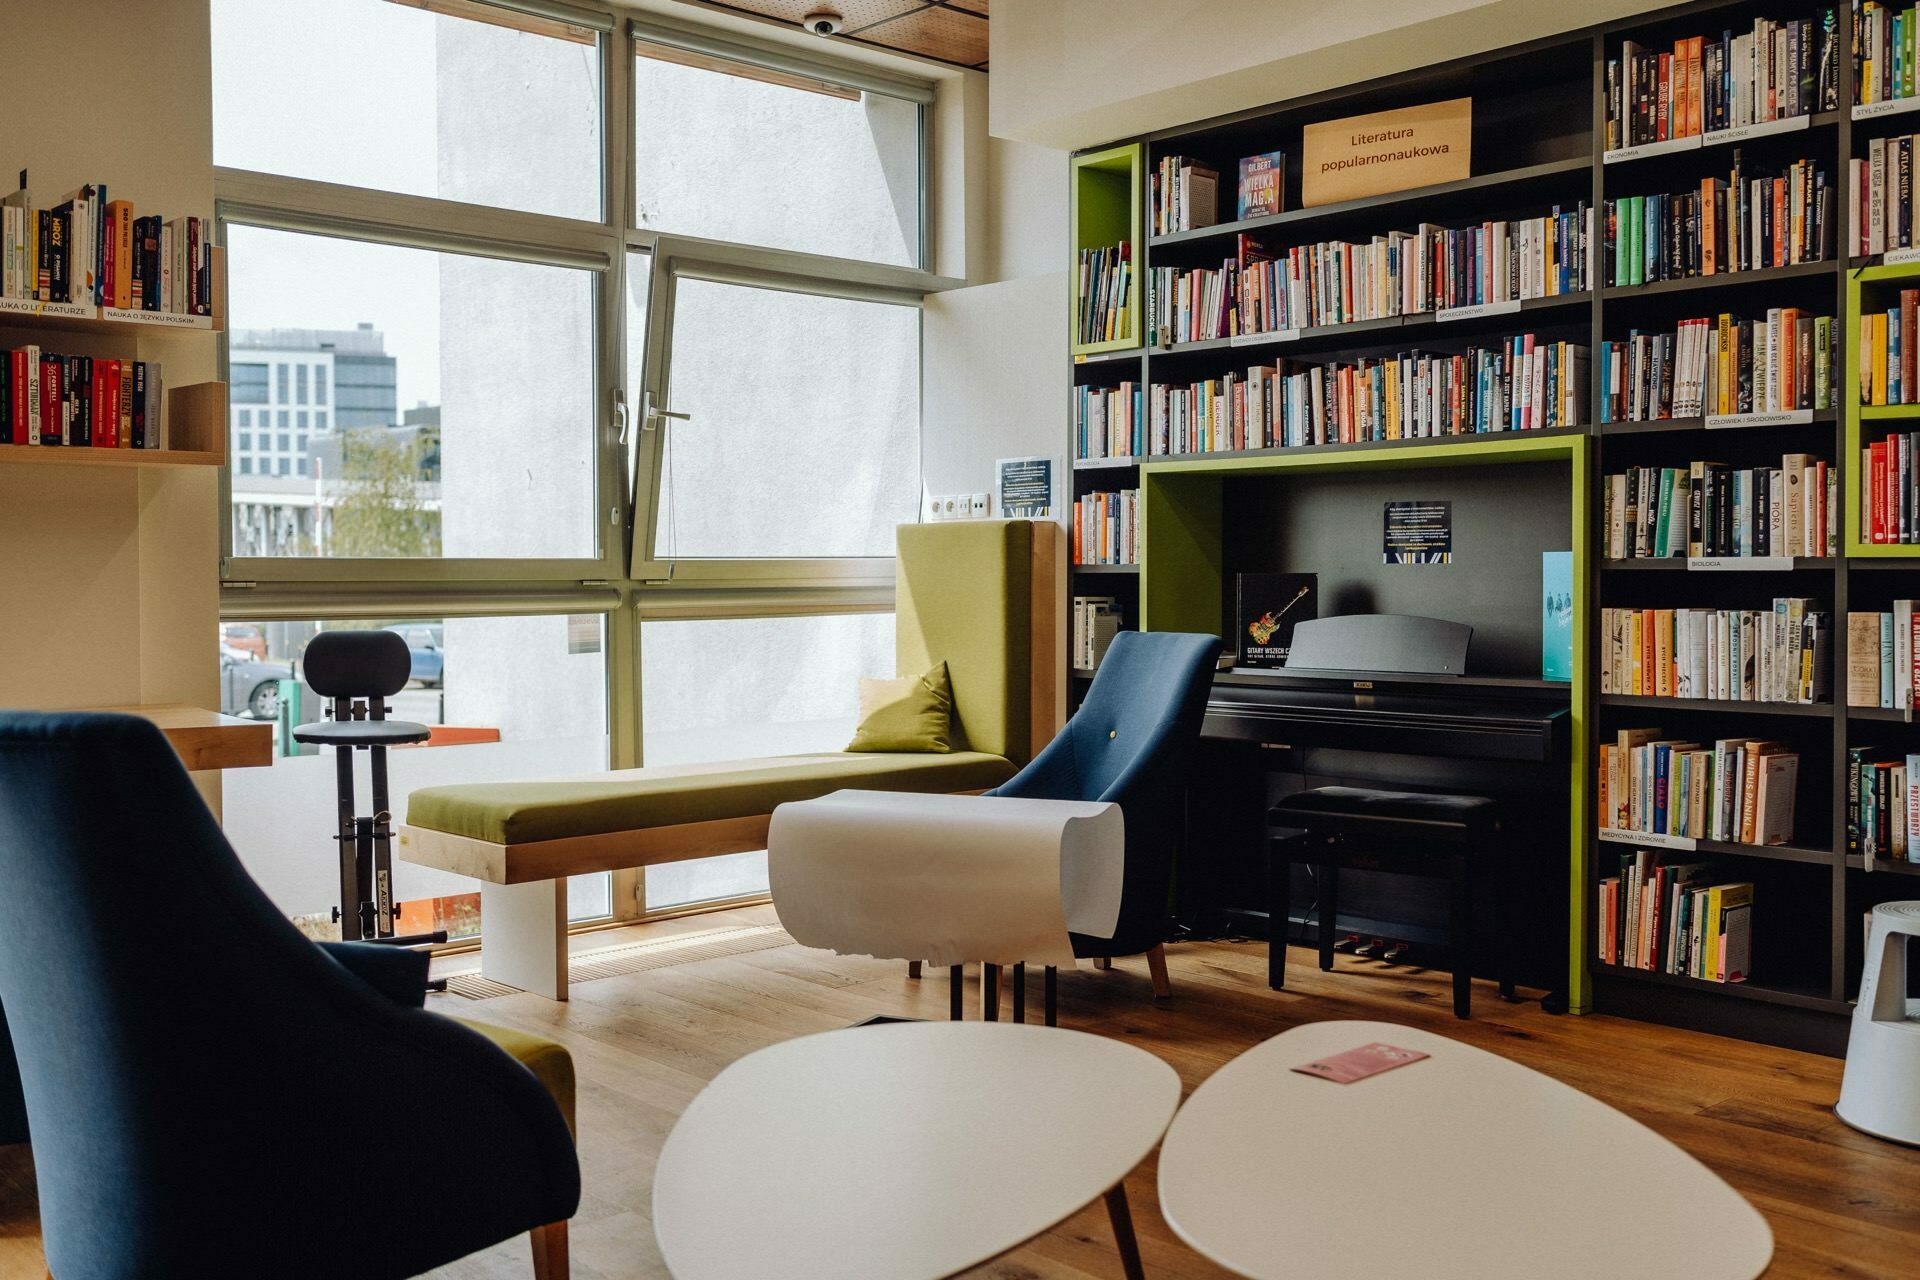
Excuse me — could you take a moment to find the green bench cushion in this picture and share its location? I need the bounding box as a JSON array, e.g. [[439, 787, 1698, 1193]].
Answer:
[[406, 750, 1016, 846]]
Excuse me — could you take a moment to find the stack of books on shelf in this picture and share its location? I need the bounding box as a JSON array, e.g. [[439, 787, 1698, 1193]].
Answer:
[[1845, 602, 1920, 706], [1598, 310, 1836, 423], [1075, 381, 1142, 461], [0, 348, 164, 448], [1600, 729, 1800, 845], [1140, 336, 1585, 457], [1071, 597, 1123, 670], [1606, 15, 1838, 150], [1151, 156, 1219, 236], [1602, 158, 1832, 286], [1603, 455, 1837, 559], [1076, 243, 1133, 346], [1856, 2, 1920, 108], [1847, 746, 1920, 862], [1, 181, 212, 315], [1860, 287, 1920, 403], [1848, 132, 1920, 254], [1862, 431, 1920, 542], [1151, 207, 1593, 345], [1601, 604, 1831, 703], [1597, 851, 1755, 984], [1072, 489, 1139, 566]]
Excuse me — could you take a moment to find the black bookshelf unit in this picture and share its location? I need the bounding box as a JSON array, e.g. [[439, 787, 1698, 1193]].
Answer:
[[1067, 0, 1920, 1055]]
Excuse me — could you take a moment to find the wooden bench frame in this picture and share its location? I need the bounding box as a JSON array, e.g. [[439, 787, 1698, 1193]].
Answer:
[[396, 525, 1061, 999]]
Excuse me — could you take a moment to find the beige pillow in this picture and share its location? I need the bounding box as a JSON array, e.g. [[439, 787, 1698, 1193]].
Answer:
[[846, 661, 953, 753]]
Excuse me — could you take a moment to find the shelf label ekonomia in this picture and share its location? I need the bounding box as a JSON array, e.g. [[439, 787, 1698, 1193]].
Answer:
[[1687, 555, 1796, 571], [1703, 408, 1814, 429], [1231, 328, 1298, 347], [1598, 827, 1698, 851], [1602, 134, 1703, 164], [1435, 299, 1521, 323], [1699, 114, 1810, 146], [1854, 96, 1920, 121]]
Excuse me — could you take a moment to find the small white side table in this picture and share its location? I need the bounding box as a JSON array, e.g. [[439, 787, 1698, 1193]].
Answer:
[[1157, 1019, 1773, 1280], [768, 789, 1124, 1022], [652, 1021, 1180, 1280]]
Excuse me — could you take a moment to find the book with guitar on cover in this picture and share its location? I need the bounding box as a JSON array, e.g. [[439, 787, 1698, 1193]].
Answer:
[[1236, 573, 1318, 668]]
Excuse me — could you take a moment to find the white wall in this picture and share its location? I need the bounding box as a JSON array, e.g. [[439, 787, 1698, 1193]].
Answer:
[[990, 0, 1672, 151], [0, 0, 219, 730]]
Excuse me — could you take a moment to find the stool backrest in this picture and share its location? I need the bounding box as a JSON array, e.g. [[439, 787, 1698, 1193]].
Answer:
[[303, 628, 413, 701]]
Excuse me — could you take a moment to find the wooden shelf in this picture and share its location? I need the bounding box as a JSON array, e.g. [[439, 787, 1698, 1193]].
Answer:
[[1843, 705, 1918, 722], [0, 246, 227, 335], [1598, 831, 1834, 865], [1595, 408, 1837, 435], [1135, 426, 1586, 472], [1152, 292, 1590, 359], [1599, 693, 1832, 717], [0, 381, 227, 465], [1603, 557, 1832, 571], [84, 703, 272, 771], [1847, 855, 1920, 875], [1147, 156, 1590, 248], [1072, 563, 1139, 575]]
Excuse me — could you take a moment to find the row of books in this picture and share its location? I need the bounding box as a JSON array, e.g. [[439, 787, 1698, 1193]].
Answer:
[[1, 183, 212, 314], [1848, 746, 1920, 860], [1072, 489, 1139, 566], [1148, 209, 1593, 346], [1601, 159, 1833, 287], [1151, 157, 1219, 236], [1076, 243, 1132, 347], [1129, 339, 1586, 459], [1845, 604, 1920, 707], [1860, 293, 1920, 403], [1606, 15, 1839, 149], [1847, 133, 1920, 255], [1604, 457, 1838, 560], [1602, 730, 1801, 845], [1598, 310, 1837, 423], [1856, 1, 1920, 106], [1601, 605, 1831, 704], [1075, 382, 1143, 462], [0, 347, 165, 448], [1863, 432, 1920, 542], [1071, 597, 1123, 670], [1597, 852, 1754, 983]]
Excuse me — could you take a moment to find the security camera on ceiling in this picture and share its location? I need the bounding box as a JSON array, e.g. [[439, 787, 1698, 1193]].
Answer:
[[800, 8, 845, 36]]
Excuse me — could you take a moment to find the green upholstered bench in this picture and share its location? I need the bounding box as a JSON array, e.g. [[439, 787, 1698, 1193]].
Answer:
[[397, 520, 1060, 999]]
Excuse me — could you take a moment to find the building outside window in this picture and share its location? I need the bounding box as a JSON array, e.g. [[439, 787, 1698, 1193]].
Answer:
[[214, 0, 934, 936]]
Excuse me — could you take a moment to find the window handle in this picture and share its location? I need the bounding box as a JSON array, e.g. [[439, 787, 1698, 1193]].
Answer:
[[643, 390, 690, 431], [614, 388, 630, 444]]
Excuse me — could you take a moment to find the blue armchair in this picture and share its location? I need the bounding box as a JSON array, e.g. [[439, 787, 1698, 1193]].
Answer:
[[991, 630, 1219, 994], [0, 711, 580, 1279]]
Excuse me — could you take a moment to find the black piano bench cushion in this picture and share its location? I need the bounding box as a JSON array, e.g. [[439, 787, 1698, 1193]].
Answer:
[[1269, 786, 1499, 846]]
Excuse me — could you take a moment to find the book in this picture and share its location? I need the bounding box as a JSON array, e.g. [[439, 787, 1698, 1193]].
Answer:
[[1235, 573, 1318, 668], [1597, 309, 1837, 423], [1604, 158, 1830, 285], [1071, 490, 1139, 566], [1071, 596, 1122, 670], [1077, 243, 1133, 347], [1614, 15, 1837, 148], [0, 348, 159, 451], [1236, 151, 1285, 221], [1152, 156, 1220, 236], [1602, 457, 1832, 559]]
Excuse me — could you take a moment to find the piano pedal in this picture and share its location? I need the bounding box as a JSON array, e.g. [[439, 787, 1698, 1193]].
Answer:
[[1382, 940, 1412, 964], [1357, 936, 1388, 960], [1332, 933, 1364, 954]]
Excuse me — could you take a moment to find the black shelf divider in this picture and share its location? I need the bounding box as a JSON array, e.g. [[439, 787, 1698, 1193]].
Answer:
[[1599, 694, 1834, 718]]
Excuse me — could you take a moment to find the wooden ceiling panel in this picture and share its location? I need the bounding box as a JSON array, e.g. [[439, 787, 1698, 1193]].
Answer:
[[698, 0, 928, 28], [856, 4, 988, 68]]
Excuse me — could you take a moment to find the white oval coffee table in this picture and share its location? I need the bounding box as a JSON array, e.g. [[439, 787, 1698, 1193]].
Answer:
[[1157, 1020, 1773, 1280], [653, 1021, 1181, 1280]]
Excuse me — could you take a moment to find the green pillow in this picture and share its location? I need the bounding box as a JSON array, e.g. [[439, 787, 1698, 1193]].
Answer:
[[846, 661, 953, 753]]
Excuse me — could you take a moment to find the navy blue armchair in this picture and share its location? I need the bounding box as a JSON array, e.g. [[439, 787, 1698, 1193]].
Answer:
[[0, 711, 579, 1279], [991, 630, 1219, 990]]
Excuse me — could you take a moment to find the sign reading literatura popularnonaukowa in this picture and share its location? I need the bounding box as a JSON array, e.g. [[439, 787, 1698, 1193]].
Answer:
[[1301, 97, 1473, 208]]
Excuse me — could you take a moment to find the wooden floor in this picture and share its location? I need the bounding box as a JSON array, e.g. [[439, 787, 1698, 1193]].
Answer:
[[4, 905, 1919, 1279]]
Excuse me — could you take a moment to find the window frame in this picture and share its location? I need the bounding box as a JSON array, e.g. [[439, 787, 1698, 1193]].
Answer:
[[214, 0, 950, 933]]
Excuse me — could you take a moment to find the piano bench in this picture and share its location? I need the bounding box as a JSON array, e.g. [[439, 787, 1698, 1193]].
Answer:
[[1267, 786, 1514, 1019]]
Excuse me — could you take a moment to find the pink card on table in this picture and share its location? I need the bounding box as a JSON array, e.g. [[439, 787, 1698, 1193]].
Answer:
[[1292, 1042, 1429, 1084]]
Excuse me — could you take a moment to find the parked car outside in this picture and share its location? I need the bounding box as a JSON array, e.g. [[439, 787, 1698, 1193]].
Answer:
[[383, 624, 444, 687], [220, 645, 294, 720], [219, 622, 267, 661]]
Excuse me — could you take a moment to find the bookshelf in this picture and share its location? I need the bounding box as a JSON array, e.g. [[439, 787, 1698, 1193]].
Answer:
[[1069, 144, 1143, 359], [1067, 0, 1917, 1054]]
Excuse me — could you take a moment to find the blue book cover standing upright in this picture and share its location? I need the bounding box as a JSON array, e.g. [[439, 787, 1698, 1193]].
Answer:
[[1542, 550, 1574, 681]]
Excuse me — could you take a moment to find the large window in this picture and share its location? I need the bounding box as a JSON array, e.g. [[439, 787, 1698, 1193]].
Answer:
[[646, 279, 920, 561], [640, 612, 894, 908], [212, 0, 602, 221], [633, 42, 922, 266], [217, 0, 936, 942]]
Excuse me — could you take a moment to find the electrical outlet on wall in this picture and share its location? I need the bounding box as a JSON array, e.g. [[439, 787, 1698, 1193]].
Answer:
[[968, 494, 989, 518]]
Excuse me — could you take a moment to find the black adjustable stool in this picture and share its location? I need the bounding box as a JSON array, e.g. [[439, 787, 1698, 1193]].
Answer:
[[1266, 786, 1515, 1018], [293, 631, 447, 959]]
